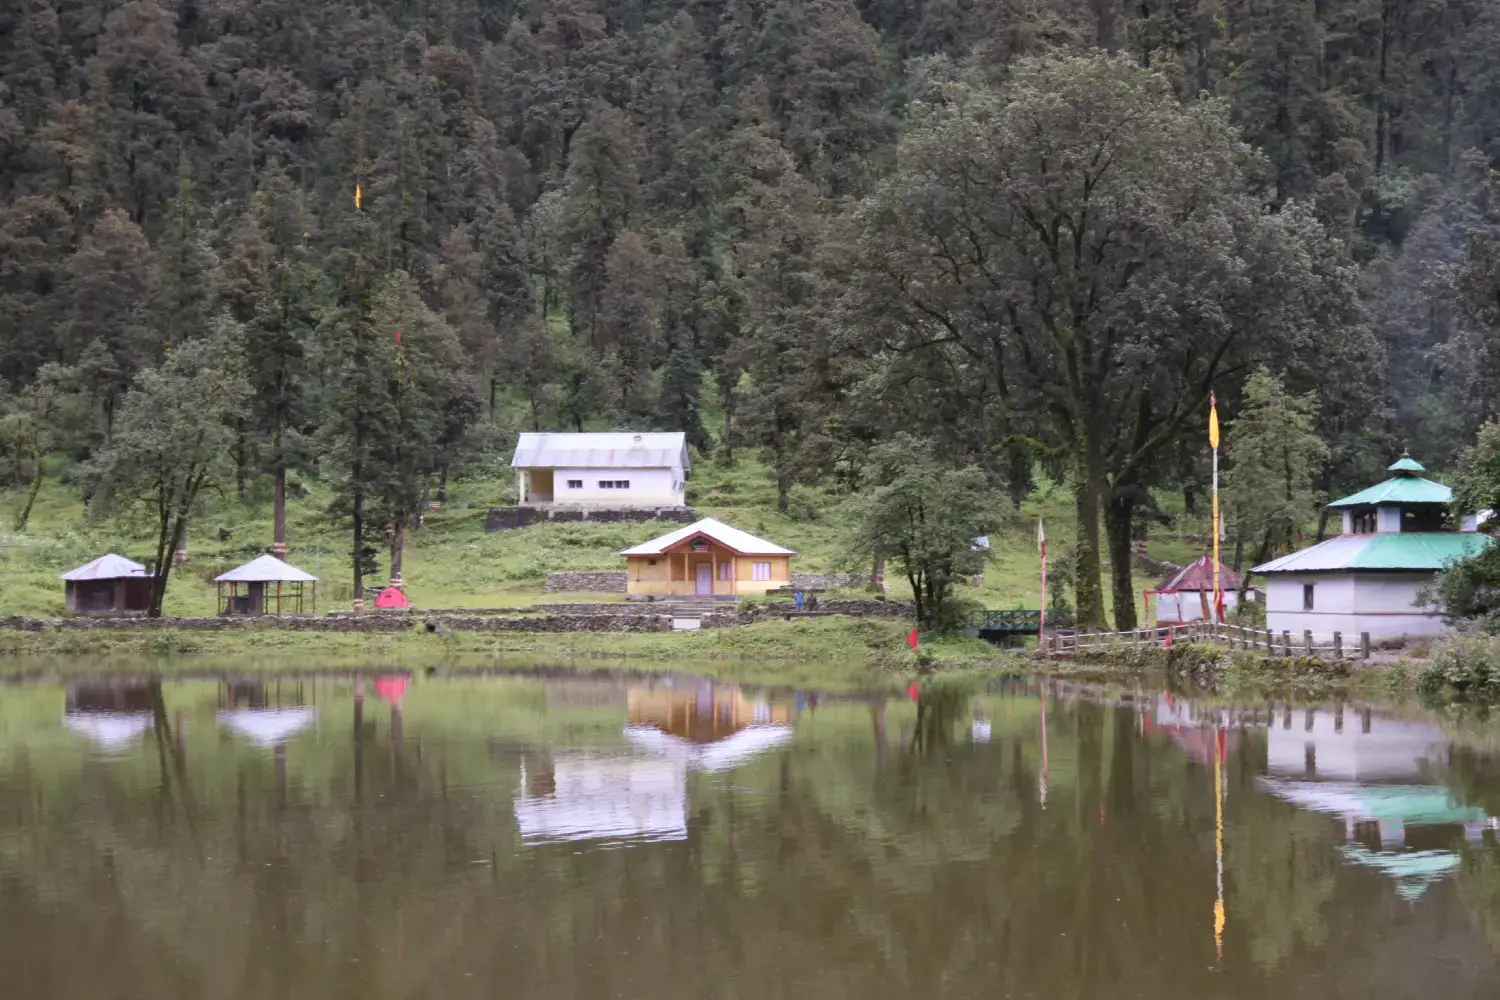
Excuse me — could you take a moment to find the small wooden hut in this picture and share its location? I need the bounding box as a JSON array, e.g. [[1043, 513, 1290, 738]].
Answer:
[[215, 554, 318, 616], [60, 554, 153, 616], [619, 518, 796, 598]]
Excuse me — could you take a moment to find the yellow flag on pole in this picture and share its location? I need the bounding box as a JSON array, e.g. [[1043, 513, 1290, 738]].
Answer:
[[354, 184, 362, 210], [1208, 393, 1220, 449]]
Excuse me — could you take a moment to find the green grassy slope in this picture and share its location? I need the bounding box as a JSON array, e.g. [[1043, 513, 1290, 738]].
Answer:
[[1, 454, 1214, 625]]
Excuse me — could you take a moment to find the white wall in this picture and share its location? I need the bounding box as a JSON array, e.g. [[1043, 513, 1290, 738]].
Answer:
[[1377, 506, 1402, 532], [526, 466, 685, 505], [1264, 572, 1447, 639], [1265, 710, 1448, 783], [1152, 589, 1251, 625]]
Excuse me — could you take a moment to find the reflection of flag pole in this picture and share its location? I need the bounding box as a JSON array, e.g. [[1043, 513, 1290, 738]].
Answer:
[[1037, 519, 1048, 650], [1214, 725, 1225, 963], [1210, 393, 1224, 623], [1039, 689, 1048, 808]]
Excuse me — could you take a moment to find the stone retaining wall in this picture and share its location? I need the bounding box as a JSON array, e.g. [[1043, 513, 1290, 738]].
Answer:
[[788, 573, 866, 590], [545, 571, 630, 593], [0, 614, 671, 634], [486, 506, 696, 532], [745, 599, 915, 619]]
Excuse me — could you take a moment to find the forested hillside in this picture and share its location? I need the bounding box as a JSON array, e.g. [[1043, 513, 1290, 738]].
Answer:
[[4, 0, 1500, 629]]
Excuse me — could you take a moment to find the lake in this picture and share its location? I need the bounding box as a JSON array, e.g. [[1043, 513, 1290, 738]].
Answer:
[[2, 670, 1499, 998]]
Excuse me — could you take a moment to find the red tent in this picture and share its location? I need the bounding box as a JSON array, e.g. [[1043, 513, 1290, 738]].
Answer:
[[374, 586, 411, 609]]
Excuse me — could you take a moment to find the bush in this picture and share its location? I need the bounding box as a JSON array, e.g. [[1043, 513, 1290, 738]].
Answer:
[[1418, 635, 1500, 702], [1227, 597, 1266, 627], [785, 485, 822, 523]]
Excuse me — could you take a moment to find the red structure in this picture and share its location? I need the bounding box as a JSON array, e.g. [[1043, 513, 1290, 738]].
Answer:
[[1143, 554, 1255, 626], [374, 586, 411, 609]]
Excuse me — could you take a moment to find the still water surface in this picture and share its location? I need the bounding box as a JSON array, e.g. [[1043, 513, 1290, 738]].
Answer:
[[3, 672, 1500, 998]]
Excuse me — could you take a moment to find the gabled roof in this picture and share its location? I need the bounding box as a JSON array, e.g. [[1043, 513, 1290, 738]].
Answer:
[[217, 708, 317, 746], [214, 553, 318, 583], [1154, 554, 1248, 593], [1252, 532, 1490, 574], [60, 553, 149, 581], [511, 432, 690, 471], [619, 517, 797, 557]]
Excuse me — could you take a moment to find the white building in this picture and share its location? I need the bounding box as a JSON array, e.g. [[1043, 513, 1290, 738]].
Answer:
[[511, 432, 690, 508], [1252, 456, 1491, 640], [1147, 554, 1256, 627]]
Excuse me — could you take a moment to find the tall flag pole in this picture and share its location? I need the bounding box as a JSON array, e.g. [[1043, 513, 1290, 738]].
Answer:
[[1209, 392, 1224, 623], [1037, 519, 1048, 650]]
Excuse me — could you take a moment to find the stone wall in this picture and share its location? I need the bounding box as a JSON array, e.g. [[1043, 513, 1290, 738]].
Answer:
[[486, 506, 696, 532], [0, 613, 671, 634], [545, 571, 629, 593], [788, 573, 866, 590], [743, 599, 915, 619]]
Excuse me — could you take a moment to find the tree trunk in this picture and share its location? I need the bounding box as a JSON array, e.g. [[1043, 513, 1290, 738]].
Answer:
[[1074, 455, 1108, 631], [13, 455, 43, 532], [488, 376, 498, 415], [352, 479, 365, 615], [390, 514, 405, 587], [871, 545, 885, 594], [437, 464, 449, 506], [1241, 534, 1271, 602], [1104, 488, 1138, 631], [151, 513, 189, 617], [273, 465, 287, 557]]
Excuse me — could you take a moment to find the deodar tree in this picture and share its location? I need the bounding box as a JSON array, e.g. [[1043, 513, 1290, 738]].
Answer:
[[84, 329, 251, 616], [846, 53, 1368, 630]]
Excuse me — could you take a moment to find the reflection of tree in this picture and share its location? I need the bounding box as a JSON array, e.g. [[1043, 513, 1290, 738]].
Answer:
[[0, 682, 1493, 997]]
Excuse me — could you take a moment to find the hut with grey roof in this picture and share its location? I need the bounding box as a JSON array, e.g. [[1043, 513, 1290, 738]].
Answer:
[[60, 554, 153, 616], [215, 554, 318, 616]]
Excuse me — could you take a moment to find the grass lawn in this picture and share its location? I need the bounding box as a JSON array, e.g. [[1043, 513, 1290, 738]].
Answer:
[[1, 453, 1218, 629]]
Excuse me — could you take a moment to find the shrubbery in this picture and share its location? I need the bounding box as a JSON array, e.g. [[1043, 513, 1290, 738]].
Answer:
[[1418, 635, 1500, 701]]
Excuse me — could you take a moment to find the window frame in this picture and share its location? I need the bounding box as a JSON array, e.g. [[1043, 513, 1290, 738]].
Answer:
[[1302, 584, 1315, 611], [566, 479, 583, 489], [752, 561, 772, 582], [718, 562, 732, 581]]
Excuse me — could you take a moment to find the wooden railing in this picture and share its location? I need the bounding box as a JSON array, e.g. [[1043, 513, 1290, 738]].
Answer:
[[1041, 621, 1373, 660]]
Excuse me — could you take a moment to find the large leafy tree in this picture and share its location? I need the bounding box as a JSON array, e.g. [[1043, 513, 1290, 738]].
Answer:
[[845, 53, 1369, 630], [83, 329, 252, 616]]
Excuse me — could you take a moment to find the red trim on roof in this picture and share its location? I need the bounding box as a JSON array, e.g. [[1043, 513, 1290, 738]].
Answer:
[[649, 531, 751, 557]]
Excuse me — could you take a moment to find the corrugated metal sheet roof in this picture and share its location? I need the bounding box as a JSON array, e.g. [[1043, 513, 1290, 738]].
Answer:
[[1252, 532, 1490, 573], [620, 518, 797, 557], [1155, 554, 1248, 592], [60, 554, 149, 581], [1328, 475, 1451, 508], [511, 432, 690, 471], [1388, 456, 1425, 473], [215, 554, 318, 583]]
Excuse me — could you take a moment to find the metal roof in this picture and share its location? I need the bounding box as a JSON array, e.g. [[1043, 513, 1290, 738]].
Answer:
[[1327, 475, 1452, 508], [1252, 532, 1490, 574], [60, 553, 149, 581], [1154, 554, 1248, 593], [619, 517, 797, 557], [217, 708, 317, 746], [1388, 456, 1426, 473], [511, 432, 690, 471], [214, 554, 318, 583]]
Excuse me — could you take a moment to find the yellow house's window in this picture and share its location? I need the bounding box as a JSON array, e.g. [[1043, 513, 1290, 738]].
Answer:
[[718, 562, 732, 581], [752, 562, 771, 581]]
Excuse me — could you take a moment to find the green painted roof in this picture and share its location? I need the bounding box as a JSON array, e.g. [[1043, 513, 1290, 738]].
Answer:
[[1389, 456, 1426, 473], [1328, 475, 1452, 508], [1253, 531, 1491, 573]]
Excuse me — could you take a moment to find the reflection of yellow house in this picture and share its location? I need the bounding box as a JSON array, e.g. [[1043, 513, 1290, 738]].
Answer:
[[628, 686, 792, 742], [620, 518, 796, 598]]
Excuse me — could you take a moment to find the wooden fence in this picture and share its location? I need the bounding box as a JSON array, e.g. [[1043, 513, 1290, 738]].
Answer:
[[1042, 621, 1372, 661]]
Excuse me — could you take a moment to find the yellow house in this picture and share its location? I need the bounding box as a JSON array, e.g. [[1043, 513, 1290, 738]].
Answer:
[[620, 518, 796, 598]]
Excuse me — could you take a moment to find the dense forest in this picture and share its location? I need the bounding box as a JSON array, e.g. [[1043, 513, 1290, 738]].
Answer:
[[4, 0, 1500, 628]]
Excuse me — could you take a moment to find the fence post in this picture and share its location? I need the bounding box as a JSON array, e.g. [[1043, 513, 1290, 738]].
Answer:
[[1303, 630, 1313, 656], [1282, 630, 1291, 657], [1334, 631, 1343, 659], [1360, 632, 1371, 659]]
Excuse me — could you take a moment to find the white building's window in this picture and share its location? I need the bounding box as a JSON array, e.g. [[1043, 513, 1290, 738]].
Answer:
[[753, 562, 771, 582], [597, 480, 631, 489], [719, 562, 732, 581], [1302, 584, 1315, 610], [566, 479, 582, 489]]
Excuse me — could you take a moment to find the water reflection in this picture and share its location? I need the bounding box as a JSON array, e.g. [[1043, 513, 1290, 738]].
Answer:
[[3, 673, 1500, 998]]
